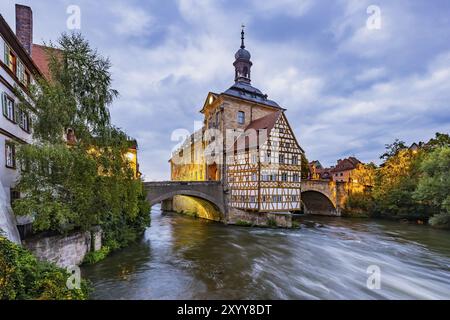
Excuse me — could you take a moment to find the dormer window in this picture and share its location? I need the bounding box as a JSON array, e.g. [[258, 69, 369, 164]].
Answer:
[[237, 111, 245, 124]]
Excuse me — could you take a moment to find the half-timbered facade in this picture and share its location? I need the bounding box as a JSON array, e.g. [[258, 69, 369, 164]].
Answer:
[[227, 111, 303, 212], [170, 28, 305, 214]]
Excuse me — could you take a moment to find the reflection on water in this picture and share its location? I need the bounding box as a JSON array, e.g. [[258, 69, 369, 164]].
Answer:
[[82, 205, 450, 300]]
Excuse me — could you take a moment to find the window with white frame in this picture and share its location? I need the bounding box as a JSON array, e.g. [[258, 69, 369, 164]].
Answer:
[[2, 93, 15, 122], [293, 173, 300, 182], [18, 108, 30, 132], [5, 141, 16, 168], [17, 60, 25, 84]]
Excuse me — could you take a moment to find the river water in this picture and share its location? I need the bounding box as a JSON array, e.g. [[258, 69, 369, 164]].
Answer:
[[82, 205, 450, 300]]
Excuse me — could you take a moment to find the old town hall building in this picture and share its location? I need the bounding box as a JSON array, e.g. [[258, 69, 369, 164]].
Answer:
[[170, 29, 304, 215]]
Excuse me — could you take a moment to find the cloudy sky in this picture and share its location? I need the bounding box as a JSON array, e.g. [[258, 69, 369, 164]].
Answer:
[[1, 0, 450, 180]]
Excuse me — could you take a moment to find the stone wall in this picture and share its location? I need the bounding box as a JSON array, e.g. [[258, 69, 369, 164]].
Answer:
[[23, 229, 102, 268], [227, 207, 292, 228]]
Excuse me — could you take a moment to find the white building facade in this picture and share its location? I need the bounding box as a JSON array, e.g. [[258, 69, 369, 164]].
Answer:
[[0, 6, 40, 242]]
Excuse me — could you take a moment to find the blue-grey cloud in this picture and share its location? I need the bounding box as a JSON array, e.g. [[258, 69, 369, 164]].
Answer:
[[1, 0, 449, 180]]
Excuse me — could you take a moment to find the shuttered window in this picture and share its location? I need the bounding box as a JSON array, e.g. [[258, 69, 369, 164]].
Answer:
[[2, 93, 15, 122]]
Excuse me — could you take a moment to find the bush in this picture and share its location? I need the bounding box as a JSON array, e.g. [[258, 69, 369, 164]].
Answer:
[[343, 192, 373, 218], [235, 220, 252, 227], [292, 221, 301, 229], [82, 246, 110, 265], [429, 212, 450, 229], [266, 218, 278, 228], [0, 236, 90, 300]]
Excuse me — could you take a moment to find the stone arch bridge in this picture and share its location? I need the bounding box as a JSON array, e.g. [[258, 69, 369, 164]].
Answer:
[[145, 181, 226, 215], [144, 180, 348, 220]]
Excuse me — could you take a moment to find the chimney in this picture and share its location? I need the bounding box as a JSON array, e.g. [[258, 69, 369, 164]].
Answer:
[[15, 4, 33, 55]]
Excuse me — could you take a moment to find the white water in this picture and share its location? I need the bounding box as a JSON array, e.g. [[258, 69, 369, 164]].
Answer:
[[0, 180, 21, 244]]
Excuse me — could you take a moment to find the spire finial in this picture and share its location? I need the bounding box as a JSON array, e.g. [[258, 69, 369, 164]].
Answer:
[[241, 24, 245, 49]]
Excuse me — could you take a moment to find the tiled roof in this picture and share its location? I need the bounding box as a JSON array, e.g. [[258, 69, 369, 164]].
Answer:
[[232, 111, 282, 152], [32, 44, 61, 80], [31, 44, 50, 79], [246, 110, 282, 132], [223, 82, 281, 109], [330, 157, 361, 172]]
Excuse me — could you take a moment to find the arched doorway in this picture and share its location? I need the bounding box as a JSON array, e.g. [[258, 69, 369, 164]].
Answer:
[[207, 162, 219, 181]]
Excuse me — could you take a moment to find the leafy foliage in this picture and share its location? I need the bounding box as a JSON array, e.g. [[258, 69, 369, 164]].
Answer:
[[13, 33, 150, 247], [414, 147, 450, 228], [19, 33, 117, 144], [83, 246, 111, 265], [344, 133, 450, 228], [380, 139, 407, 161], [300, 153, 310, 179], [0, 236, 90, 300]]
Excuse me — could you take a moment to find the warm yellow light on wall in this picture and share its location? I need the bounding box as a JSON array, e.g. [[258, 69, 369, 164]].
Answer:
[[126, 152, 135, 161]]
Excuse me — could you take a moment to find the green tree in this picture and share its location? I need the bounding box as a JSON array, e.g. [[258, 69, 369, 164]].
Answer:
[[301, 153, 310, 179], [21, 33, 117, 144], [380, 139, 407, 161], [414, 147, 450, 228], [14, 33, 150, 247], [372, 147, 426, 219], [424, 132, 450, 150]]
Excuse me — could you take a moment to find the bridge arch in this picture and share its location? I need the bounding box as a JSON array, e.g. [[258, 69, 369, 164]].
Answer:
[[149, 189, 223, 213], [301, 190, 337, 216], [145, 181, 225, 221]]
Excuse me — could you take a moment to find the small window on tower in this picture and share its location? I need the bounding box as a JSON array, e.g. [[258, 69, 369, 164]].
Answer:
[[237, 111, 245, 124]]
